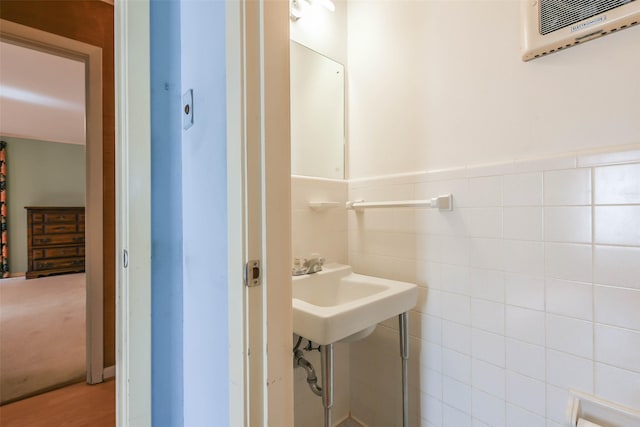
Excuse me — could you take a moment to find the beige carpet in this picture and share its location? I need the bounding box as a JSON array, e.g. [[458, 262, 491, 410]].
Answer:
[[0, 273, 86, 404]]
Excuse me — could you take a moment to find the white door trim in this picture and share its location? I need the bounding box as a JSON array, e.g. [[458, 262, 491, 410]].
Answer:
[[225, 0, 250, 424], [227, 1, 293, 424], [227, 0, 268, 422], [262, 1, 294, 424], [0, 18, 105, 386], [114, 1, 151, 426]]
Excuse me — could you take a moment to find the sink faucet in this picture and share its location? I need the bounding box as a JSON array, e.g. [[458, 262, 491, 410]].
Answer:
[[292, 254, 325, 276]]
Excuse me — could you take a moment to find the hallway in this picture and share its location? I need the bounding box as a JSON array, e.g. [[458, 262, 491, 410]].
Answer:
[[0, 379, 115, 426]]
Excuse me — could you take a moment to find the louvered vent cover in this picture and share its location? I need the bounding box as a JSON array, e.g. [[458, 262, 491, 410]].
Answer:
[[540, 0, 635, 34]]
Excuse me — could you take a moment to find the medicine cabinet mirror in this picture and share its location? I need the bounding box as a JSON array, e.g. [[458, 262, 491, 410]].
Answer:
[[290, 41, 345, 179]]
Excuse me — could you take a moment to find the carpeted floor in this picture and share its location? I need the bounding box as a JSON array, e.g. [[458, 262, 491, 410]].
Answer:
[[0, 273, 86, 404]]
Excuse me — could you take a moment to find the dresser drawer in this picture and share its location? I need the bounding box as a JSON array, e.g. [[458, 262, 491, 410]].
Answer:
[[32, 233, 85, 246], [32, 249, 45, 259], [33, 257, 85, 271], [33, 247, 82, 259], [43, 212, 77, 223], [43, 223, 78, 234]]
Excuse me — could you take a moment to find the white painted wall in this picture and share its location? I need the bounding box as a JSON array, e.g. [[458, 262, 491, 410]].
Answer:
[[345, 1, 640, 426], [180, 1, 230, 424], [347, 0, 640, 177], [0, 41, 85, 146], [4, 137, 85, 274]]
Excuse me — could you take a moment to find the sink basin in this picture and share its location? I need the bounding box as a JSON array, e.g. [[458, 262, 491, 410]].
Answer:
[[292, 263, 418, 345]]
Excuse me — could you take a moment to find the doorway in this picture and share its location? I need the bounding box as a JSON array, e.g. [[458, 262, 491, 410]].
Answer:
[[0, 17, 105, 399]]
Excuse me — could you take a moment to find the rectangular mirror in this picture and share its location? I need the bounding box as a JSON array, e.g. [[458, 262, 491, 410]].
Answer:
[[290, 41, 345, 179]]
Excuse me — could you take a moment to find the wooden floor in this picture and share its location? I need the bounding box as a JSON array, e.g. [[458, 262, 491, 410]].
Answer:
[[0, 379, 115, 427]]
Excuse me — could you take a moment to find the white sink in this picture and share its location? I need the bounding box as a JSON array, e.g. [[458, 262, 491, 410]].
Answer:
[[292, 263, 418, 345]]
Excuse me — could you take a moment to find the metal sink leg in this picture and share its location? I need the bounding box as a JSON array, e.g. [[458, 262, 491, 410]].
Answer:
[[320, 343, 334, 427], [399, 311, 409, 427]]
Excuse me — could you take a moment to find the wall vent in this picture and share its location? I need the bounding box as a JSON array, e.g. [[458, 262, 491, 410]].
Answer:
[[522, 0, 640, 60]]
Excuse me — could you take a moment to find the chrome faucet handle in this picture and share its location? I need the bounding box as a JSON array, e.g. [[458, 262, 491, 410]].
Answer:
[[292, 256, 308, 276], [292, 254, 325, 275], [305, 254, 325, 273], [307, 253, 325, 265]]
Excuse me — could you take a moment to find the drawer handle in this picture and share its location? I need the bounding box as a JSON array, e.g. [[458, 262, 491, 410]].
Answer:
[[72, 237, 84, 243], [39, 238, 51, 244]]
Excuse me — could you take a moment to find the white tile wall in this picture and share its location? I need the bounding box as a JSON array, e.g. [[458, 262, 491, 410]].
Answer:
[[505, 306, 545, 346], [594, 363, 640, 410], [543, 207, 591, 244], [472, 359, 506, 399], [503, 207, 543, 241], [593, 163, 640, 204], [593, 245, 640, 290], [442, 348, 471, 384], [347, 149, 640, 427], [545, 314, 593, 359], [471, 298, 504, 334], [472, 389, 506, 427], [505, 273, 544, 311], [594, 206, 640, 246], [545, 278, 593, 320], [505, 338, 545, 381], [594, 324, 640, 373], [543, 169, 591, 206], [506, 371, 546, 416], [503, 173, 543, 207], [546, 349, 593, 392], [506, 403, 546, 427]]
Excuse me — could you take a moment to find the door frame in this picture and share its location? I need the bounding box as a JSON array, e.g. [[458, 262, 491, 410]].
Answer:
[[114, 1, 151, 425], [0, 19, 105, 385], [115, 0, 292, 424], [227, 0, 293, 424]]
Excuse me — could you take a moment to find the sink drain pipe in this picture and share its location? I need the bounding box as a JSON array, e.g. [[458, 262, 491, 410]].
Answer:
[[293, 339, 335, 427], [294, 349, 323, 396]]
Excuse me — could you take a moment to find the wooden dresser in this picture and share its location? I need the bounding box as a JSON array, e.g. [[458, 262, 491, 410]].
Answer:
[[25, 206, 85, 279]]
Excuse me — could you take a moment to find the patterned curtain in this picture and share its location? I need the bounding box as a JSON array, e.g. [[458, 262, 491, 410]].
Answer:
[[0, 141, 8, 278]]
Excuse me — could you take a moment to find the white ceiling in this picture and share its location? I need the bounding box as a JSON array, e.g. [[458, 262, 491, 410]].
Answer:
[[0, 40, 86, 145]]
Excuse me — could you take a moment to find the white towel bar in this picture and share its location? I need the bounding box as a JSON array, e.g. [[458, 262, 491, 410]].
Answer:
[[346, 194, 453, 211]]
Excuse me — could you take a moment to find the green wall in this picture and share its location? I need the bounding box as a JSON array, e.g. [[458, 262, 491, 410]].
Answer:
[[2, 137, 85, 274]]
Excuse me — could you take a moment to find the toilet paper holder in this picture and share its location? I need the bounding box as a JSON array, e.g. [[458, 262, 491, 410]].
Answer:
[[567, 389, 640, 427]]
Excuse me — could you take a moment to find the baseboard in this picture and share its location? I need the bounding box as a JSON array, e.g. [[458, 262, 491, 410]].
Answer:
[[9, 272, 25, 278], [103, 365, 115, 379]]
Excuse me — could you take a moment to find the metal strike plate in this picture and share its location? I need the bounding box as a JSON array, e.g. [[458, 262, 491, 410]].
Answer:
[[245, 259, 261, 287]]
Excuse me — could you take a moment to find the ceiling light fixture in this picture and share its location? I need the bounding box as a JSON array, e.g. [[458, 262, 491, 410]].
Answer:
[[290, 0, 335, 21]]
